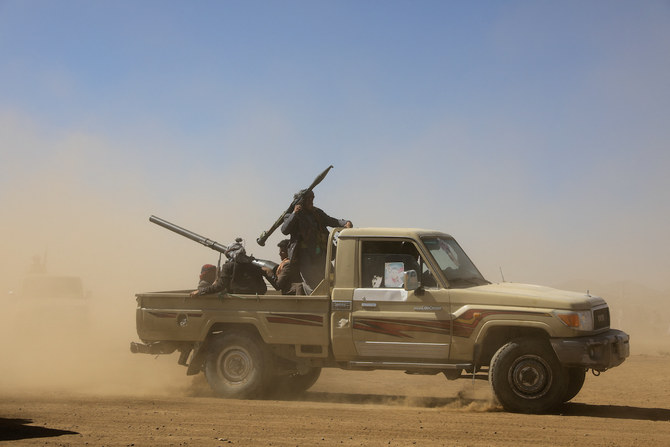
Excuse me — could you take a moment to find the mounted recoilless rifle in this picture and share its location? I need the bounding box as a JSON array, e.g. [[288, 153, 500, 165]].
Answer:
[[149, 215, 278, 271], [256, 165, 334, 246]]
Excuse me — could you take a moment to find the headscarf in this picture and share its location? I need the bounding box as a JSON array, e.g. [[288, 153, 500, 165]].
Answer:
[[200, 264, 217, 280]]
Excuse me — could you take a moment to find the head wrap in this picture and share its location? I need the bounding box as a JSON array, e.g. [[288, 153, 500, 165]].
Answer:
[[200, 264, 216, 280], [225, 238, 252, 263], [294, 189, 314, 205]]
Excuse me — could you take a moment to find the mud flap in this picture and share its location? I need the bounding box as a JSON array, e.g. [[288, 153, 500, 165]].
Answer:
[[186, 342, 205, 375]]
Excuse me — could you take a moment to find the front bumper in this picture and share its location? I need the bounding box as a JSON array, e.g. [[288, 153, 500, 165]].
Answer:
[[550, 329, 630, 371]]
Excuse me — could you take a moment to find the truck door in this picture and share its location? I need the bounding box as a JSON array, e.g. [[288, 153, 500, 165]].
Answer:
[[351, 239, 451, 361]]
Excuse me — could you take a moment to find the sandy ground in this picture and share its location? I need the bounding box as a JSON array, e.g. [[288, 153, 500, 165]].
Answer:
[[1, 353, 669, 447]]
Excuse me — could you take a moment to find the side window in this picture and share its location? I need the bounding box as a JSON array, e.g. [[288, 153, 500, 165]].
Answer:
[[421, 262, 438, 289], [360, 240, 423, 289]]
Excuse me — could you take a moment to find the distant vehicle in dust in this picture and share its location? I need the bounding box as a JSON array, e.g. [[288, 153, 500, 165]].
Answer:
[[10, 274, 90, 335]]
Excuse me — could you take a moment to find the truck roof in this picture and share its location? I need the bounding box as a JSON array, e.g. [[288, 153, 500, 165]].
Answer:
[[337, 227, 453, 239]]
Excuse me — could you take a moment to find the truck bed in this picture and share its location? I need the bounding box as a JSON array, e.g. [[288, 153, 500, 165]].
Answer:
[[135, 290, 331, 356]]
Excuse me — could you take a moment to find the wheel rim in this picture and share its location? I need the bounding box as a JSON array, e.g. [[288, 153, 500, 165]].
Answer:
[[507, 354, 552, 399], [217, 346, 253, 384]]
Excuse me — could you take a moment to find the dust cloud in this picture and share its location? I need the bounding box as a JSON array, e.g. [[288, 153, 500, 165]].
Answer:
[[0, 148, 218, 397], [0, 121, 293, 397], [1, 169, 667, 401], [1, 130, 668, 401], [0, 212, 193, 397], [0, 124, 294, 397]]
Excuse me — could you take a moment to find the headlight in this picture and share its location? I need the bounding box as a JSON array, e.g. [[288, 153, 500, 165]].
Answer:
[[554, 310, 594, 331]]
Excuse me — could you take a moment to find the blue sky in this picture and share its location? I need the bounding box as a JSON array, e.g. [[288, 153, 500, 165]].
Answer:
[[1, 1, 669, 293]]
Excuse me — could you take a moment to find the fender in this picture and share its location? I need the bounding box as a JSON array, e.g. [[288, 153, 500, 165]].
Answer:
[[472, 319, 554, 366]]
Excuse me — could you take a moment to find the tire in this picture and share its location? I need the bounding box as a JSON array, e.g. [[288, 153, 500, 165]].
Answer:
[[204, 332, 272, 399], [563, 367, 586, 402], [489, 339, 568, 413]]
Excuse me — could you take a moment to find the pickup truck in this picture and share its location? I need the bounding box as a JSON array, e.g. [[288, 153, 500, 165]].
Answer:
[[131, 227, 630, 413]]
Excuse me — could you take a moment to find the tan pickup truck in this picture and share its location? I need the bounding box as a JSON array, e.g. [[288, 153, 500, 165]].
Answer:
[[132, 227, 630, 413]]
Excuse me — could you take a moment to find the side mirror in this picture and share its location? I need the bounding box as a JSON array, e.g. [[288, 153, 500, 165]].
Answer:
[[403, 270, 419, 291]]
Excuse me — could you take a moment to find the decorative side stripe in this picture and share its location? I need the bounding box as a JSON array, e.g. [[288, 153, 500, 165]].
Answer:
[[453, 309, 550, 338], [266, 313, 324, 327], [147, 311, 203, 318], [354, 309, 552, 339], [353, 318, 450, 338]]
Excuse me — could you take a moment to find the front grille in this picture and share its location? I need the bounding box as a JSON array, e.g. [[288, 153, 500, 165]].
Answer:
[[593, 307, 610, 330]]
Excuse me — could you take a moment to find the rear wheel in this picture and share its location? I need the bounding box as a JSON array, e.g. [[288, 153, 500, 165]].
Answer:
[[489, 339, 568, 413], [204, 332, 272, 398], [563, 367, 587, 402]]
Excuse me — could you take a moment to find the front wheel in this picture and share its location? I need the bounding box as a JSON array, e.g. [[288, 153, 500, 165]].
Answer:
[[489, 339, 568, 413], [204, 332, 271, 399], [563, 367, 587, 402]]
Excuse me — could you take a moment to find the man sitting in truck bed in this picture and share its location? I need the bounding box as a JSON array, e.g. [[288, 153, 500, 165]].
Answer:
[[190, 243, 267, 297], [264, 239, 303, 295]]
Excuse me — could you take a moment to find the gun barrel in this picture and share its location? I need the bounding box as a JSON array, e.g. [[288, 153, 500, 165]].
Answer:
[[149, 215, 229, 254]]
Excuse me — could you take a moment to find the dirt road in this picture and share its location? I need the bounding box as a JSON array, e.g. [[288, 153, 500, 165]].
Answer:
[[1, 354, 669, 446]]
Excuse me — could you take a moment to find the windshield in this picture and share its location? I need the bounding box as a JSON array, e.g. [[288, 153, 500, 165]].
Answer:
[[421, 236, 489, 288]]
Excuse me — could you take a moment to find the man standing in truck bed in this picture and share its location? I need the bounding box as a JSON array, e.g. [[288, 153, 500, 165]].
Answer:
[[281, 190, 352, 295]]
